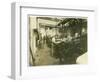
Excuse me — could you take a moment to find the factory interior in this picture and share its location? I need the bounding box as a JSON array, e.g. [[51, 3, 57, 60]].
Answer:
[[29, 16, 87, 66]]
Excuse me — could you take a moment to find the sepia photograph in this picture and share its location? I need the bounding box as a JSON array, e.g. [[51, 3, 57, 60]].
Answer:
[[29, 16, 88, 66]]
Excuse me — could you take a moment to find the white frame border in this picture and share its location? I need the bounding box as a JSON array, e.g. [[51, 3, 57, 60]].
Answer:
[[11, 2, 97, 80]]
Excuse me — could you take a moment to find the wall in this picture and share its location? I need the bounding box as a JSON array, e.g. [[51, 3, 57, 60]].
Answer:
[[0, 0, 100, 81]]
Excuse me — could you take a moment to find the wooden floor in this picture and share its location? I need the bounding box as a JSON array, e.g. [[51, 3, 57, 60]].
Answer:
[[34, 43, 60, 66]]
